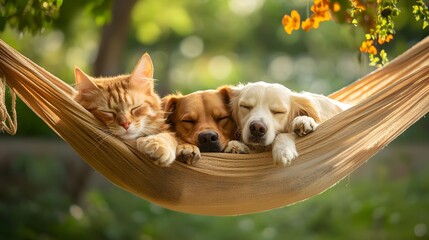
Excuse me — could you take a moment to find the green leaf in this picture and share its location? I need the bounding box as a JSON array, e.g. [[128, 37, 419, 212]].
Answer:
[[56, 0, 63, 8]]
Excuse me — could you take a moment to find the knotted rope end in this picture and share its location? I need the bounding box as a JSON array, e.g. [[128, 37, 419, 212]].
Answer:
[[0, 73, 18, 135]]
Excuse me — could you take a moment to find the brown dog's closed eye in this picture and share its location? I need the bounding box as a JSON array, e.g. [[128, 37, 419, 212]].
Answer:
[[162, 87, 237, 154]]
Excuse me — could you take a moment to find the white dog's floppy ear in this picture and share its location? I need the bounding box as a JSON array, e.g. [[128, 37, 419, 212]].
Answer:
[[290, 93, 321, 123]]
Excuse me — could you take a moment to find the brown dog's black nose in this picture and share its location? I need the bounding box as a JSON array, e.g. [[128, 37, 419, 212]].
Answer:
[[249, 121, 267, 137], [198, 131, 221, 152], [198, 131, 219, 144]]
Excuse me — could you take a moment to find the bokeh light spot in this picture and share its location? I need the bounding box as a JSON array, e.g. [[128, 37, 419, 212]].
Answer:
[[209, 55, 233, 81], [180, 36, 204, 58]]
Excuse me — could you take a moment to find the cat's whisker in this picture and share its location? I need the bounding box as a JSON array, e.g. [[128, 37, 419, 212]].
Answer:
[[88, 127, 115, 152]]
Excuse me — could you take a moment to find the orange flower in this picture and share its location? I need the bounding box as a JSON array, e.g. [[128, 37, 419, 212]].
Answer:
[[378, 34, 394, 44], [282, 10, 301, 34], [351, 0, 366, 11], [368, 45, 377, 55], [311, 0, 331, 22], [331, 1, 341, 12], [360, 40, 378, 55], [314, 10, 331, 22], [302, 17, 320, 31], [312, 0, 330, 12]]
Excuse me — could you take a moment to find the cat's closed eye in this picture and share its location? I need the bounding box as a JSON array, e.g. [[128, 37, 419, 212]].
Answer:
[[131, 105, 147, 116], [92, 110, 115, 123]]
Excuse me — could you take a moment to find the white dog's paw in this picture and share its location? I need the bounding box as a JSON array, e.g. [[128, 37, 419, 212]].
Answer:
[[272, 145, 298, 166], [137, 135, 176, 167], [224, 140, 250, 154], [272, 133, 298, 166], [292, 116, 319, 137], [176, 144, 201, 164]]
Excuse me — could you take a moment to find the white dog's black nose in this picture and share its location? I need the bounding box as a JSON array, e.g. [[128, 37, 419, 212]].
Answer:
[[249, 121, 267, 137]]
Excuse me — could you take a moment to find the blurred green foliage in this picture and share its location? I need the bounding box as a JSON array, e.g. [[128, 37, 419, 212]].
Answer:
[[0, 143, 428, 239], [0, 0, 428, 239], [0, 0, 62, 34]]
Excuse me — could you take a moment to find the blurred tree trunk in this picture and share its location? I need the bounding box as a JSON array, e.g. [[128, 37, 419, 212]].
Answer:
[[93, 0, 138, 76], [70, 0, 138, 203]]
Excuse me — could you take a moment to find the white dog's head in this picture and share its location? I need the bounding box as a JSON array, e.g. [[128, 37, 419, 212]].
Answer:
[[228, 82, 321, 147]]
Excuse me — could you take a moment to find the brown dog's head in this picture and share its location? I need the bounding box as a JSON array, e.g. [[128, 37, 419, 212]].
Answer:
[[162, 86, 236, 152]]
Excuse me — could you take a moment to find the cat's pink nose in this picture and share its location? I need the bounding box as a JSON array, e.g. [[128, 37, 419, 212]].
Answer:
[[120, 121, 131, 130]]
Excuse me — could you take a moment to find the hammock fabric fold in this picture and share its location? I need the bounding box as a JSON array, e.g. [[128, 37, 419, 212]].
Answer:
[[0, 38, 428, 216]]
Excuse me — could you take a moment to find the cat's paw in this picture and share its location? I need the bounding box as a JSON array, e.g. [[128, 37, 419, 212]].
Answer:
[[272, 133, 298, 166], [137, 135, 176, 167], [292, 116, 318, 137], [176, 144, 201, 164], [224, 140, 250, 154]]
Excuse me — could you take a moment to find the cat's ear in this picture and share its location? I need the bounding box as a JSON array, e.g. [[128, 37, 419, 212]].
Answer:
[[130, 53, 154, 88], [74, 67, 98, 92]]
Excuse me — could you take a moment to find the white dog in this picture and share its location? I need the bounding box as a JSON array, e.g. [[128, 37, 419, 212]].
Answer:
[[224, 81, 350, 165]]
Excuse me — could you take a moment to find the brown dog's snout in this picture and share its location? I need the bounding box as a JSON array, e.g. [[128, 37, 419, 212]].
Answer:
[[198, 130, 221, 152], [198, 131, 219, 143], [249, 121, 267, 137]]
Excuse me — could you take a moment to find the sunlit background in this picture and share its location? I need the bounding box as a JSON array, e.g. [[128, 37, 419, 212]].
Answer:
[[0, 0, 428, 239]]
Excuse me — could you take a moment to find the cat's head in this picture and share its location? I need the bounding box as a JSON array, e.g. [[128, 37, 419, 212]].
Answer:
[[74, 53, 164, 140]]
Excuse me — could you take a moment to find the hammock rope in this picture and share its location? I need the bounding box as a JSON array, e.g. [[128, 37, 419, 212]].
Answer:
[[0, 38, 428, 216], [0, 74, 17, 135]]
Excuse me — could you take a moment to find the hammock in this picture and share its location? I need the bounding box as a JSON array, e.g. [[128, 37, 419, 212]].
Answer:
[[0, 38, 428, 216]]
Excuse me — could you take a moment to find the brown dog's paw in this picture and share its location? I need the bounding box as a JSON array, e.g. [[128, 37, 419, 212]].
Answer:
[[224, 140, 250, 154], [176, 144, 201, 164], [137, 135, 176, 167], [292, 116, 319, 137]]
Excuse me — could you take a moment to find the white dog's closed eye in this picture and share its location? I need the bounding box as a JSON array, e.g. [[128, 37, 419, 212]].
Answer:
[[228, 82, 350, 166]]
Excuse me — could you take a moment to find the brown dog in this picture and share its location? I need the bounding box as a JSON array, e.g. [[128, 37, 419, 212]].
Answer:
[[162, 86, 238, 163]]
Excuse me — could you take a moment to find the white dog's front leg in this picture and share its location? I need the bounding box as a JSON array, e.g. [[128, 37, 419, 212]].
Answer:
[[292, 116, 318, 136], [272, 133, 298, 166]]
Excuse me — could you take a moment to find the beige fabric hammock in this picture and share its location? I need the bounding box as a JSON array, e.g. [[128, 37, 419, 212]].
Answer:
[[0, 38, 428, 216]]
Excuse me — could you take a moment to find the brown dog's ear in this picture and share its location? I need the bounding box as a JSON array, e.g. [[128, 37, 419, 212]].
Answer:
[[217, 85, 234, 105], [218, 84, 244, 128], [291, 93, 321, 123], [162, 94, 180, 127]]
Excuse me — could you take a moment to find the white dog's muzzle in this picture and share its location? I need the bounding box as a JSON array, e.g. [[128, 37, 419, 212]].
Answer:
[[242, 116, 276, 146]]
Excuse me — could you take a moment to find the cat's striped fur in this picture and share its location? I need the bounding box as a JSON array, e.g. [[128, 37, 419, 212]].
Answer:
[[74, 53, 179, 167], [74, 53, 168, 140]]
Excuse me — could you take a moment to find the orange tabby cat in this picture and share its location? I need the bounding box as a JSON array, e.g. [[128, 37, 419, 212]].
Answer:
[[74, 53, 178, 166]]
